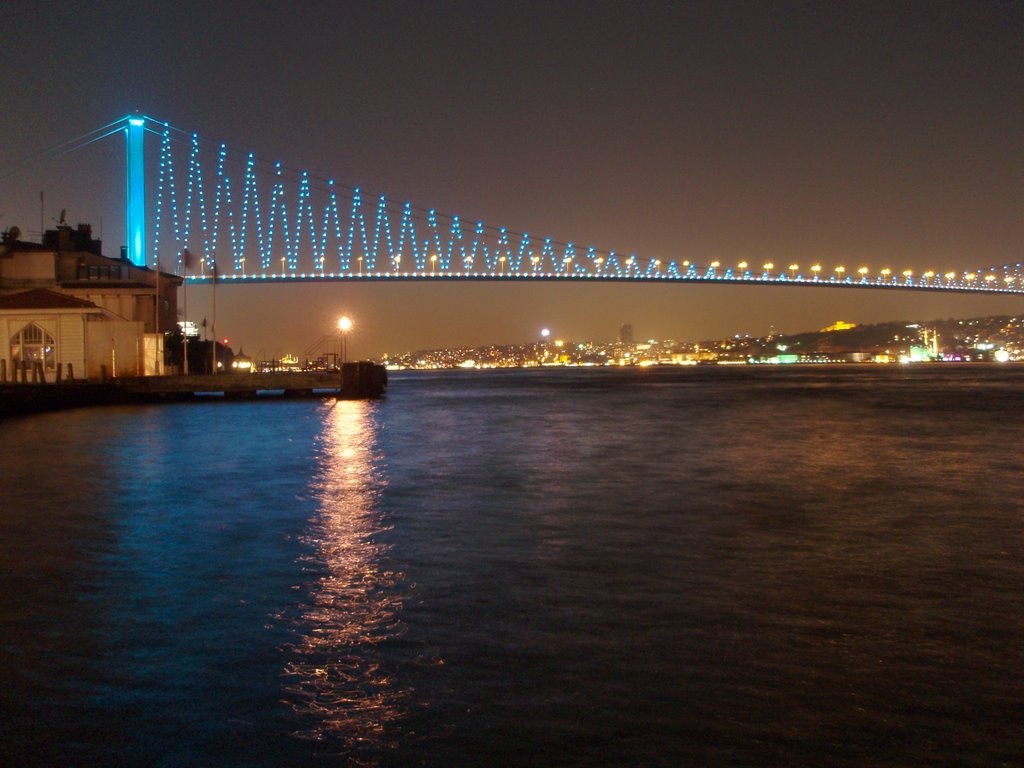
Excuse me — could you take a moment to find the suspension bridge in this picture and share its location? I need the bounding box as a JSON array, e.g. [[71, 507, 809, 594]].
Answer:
[[7, 114, 1023, 295]]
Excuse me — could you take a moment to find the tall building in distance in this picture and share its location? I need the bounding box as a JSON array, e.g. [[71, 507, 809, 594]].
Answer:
[[619, 324, 634, 345]]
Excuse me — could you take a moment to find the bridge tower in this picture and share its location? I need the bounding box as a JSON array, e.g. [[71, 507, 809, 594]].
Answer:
[[125, 115, 146, 267]]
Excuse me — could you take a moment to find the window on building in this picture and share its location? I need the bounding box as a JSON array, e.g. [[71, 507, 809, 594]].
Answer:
[[11, 323, 56, 370]]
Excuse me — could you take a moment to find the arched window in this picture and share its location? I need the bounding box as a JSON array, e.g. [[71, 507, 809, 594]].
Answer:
[[11, 323, 56, 370]]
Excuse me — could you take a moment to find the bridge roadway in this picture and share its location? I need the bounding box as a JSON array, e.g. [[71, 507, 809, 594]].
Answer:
[[183, 271, 1024, 295]]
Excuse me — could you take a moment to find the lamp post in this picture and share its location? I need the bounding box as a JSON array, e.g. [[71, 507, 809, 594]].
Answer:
[[338, 315, 352, 364]]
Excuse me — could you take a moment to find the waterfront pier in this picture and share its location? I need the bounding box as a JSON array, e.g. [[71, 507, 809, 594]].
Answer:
[[0, 363, 387, 418]]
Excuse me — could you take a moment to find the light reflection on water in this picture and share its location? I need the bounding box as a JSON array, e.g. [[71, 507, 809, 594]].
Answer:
[[281, 400, 407, 752]]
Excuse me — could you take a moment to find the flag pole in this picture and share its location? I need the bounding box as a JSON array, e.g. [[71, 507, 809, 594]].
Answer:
[[155, 256, 161, 374], [211, 262, 218, 375], [182, 249, 190, 376]]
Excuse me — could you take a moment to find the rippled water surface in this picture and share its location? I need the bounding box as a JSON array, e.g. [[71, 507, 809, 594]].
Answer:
[[2, 365, 1023, 766]]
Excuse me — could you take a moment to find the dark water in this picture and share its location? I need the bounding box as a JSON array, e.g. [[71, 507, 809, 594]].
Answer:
[[2, 365, 1022, 767]]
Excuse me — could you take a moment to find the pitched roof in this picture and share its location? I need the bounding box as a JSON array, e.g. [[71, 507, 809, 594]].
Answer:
[[0, 289, 100, 310]]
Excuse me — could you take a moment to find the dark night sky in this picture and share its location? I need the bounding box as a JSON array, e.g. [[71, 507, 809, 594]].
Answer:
[[2, 1, 1021, 358]]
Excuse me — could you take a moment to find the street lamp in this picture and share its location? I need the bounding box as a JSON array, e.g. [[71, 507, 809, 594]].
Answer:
[[338, 315, 353, 364], [811, 264, 822, 280], [788, 263, 799, 280], [430, 254, 437, 274], [280, 256, 286, 275]]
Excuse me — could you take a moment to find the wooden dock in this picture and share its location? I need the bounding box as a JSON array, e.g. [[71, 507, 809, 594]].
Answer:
[[0, 363, 387, 418]]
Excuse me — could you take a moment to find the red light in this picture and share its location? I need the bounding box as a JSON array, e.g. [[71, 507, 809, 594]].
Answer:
[[222, 338, 229, 345]]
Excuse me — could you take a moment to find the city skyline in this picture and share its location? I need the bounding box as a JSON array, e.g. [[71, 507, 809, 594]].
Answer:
[[1, 2, 1021, 357]]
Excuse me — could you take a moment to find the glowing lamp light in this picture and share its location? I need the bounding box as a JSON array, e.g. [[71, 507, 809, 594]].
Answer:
[[540, 328, 550, 339], [338, 316, 353, 333]]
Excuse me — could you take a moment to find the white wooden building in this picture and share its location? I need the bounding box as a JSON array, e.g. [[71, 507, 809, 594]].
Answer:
[[0, 289, 162, 382]]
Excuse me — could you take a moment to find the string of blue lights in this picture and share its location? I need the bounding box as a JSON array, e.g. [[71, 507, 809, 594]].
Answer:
[[130, 115, 1022, 292]]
